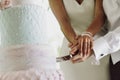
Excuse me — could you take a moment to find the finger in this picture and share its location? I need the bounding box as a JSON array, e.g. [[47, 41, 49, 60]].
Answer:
[[68, 42, 73, 48], [71, 43, 78, 49], [84, 50, 93, 61], [81, 54, 88, 61], [70, 46, 78, 55], [5, 0, 10, 5], [72, 53, 82, 60], [71, 54, 82, 62], [87, 38, 91, 55], [72, 58, 83, 63], [81, 49, 93, 62], [84, 38, 88, 55], [83, 53, 90, 61], [75, 35, 79, 40], [79, 38, 83, 55], [75, 56, 86, 62]]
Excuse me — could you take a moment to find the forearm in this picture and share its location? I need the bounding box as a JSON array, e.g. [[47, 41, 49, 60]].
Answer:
[[93, 26, 120, 60], [86, 0, 106, 36], [60, 21, 77, 44], [49, 0, 77, 43]]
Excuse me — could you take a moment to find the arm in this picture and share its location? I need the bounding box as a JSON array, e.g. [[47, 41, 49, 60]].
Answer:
[[77, 0, 106, 52], [93, 26, 120, 60], [86, 0, 106, 36], [49, 0, 77, 44], [71, 0, 106, 62]]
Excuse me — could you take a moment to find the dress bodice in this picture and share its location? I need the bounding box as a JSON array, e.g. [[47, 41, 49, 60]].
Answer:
[[0, 0, 63, 48], [63, 0, 95, 34]]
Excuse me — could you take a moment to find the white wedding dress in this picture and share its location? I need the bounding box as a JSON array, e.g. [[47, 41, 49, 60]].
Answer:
[[0, 0, 64, 80], [60, 0, 110, 80]]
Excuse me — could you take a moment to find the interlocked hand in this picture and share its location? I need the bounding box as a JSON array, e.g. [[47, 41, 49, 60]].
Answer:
[[69, 34, 93, 63]]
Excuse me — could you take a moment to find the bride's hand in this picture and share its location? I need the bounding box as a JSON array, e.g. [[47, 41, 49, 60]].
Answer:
[[0, 0, 11, 9], [69, 33, 93, 63], [68, 35, 81, 63]]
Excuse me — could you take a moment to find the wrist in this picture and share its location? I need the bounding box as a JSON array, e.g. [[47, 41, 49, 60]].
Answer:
[[82, 32, 93, 37], [81, 32, 94, 39]]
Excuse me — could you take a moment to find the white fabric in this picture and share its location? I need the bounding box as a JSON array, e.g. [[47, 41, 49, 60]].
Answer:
[[0, 68, 63, 80], [0, 0, 48, 7], [11, 0, 49, 9], [93, 0, 120, 64], [0, 5, 48, 47], [0, 44, 57, 72], [63, 0, 94, 34], [0, 0, 63, 52], [0, 0, 64, 79], [11, 0, 43, 6], [0, 44, 64, 80]]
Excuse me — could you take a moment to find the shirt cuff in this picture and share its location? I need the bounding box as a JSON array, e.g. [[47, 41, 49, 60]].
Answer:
[[93, 37, 110, 60]]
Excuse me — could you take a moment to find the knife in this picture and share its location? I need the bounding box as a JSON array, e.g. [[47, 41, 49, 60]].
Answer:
[[56, 50, 79, 62]]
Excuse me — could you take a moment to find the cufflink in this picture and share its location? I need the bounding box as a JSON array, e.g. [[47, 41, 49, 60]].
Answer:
[[100, 54, 104, 56]]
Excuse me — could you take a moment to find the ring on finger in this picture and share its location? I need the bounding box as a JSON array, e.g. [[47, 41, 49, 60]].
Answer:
[[70, 54, 73, 58]]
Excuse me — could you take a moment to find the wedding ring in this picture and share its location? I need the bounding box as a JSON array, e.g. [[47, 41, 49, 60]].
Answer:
[[70, 54, 73, 58]]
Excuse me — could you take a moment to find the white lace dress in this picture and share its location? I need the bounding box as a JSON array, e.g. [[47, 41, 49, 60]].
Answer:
[[0, 0, 64, 80], [60, 0, 110, 80]]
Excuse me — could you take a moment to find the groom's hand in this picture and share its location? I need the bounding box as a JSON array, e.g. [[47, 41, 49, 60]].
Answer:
[[70, 49, 93, 63]]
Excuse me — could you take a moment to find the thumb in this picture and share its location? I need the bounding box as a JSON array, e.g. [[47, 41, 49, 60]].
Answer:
[[68, 42, 73, 48], [75, 35, 79, 40]]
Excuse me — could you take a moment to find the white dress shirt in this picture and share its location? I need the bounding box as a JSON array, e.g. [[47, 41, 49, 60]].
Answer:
[[93, 0, 120, 64]]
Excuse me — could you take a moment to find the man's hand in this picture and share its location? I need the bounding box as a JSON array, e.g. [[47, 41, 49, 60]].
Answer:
[[71, 49, 93, 63]]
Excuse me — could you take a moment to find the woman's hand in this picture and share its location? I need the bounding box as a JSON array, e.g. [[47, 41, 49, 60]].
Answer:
[[0, 0, 11, 9], [69, 33, 93, 63]]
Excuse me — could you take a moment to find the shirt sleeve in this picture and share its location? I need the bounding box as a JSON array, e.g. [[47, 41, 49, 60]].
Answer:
[[93, 26, 120, 60]]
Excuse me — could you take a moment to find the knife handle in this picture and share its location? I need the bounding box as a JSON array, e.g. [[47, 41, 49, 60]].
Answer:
[[56, 50, 80, 62]]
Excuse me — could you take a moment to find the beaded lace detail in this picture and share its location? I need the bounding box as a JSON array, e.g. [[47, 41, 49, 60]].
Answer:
[[0, 4, 56, 47]]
